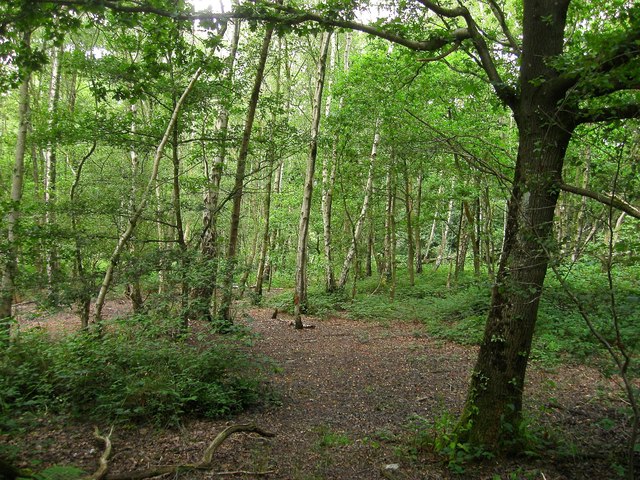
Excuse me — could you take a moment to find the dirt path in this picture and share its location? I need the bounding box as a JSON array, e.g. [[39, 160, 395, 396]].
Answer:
[[6, 304, 628, 479]]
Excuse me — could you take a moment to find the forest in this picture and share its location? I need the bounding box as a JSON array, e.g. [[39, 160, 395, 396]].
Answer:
[[0, 0, 639, 478]]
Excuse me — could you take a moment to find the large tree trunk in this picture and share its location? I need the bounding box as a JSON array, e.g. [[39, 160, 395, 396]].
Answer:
[[0, 32, 31, 337], [293, 31, 331, 329], [218, 25, 273, 325], [458, 0, 574, 449]]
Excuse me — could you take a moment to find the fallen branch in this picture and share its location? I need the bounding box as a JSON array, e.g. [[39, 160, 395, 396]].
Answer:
[[104, 424, 275, 480], [88, 426, 113, 480]]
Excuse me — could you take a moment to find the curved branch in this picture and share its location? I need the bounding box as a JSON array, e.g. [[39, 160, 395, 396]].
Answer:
[[575, 102, 640, 125], [105, 424, 275, 480], [417, 41, 461, 62], [487, 0, 520, 54], [88, 426, 113, 480], [560, 182, 640, 219]]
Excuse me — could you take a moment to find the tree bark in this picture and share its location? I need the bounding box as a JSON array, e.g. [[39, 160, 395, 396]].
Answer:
[[218, 25, 273, 325], [294, 31, 331, 329], [321, 32, 350, 293], [0, 31, 31, 337], [458, 0, 575, 449]]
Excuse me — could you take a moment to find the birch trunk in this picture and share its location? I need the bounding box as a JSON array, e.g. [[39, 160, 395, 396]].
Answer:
[[0, 32, 31, 336], [125, 103, 144, 314], [294, 32, 331, 329], [218, 26, 273, 325], [255, 39, 282, 300], [320, 33, 347, 293], [69, 143, 96, 328], [424, 183, 444, 262], [337, 128, 378, 290], [435, 197, 455, 270], [415, 173, 423, 274], [192, 21, 240, 321], [93, 68, 202, 322], [402, 157, 415, 286], [43, 45, 62, 299]]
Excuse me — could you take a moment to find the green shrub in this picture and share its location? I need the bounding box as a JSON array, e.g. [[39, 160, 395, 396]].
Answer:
[[0, 319, 273, 427]]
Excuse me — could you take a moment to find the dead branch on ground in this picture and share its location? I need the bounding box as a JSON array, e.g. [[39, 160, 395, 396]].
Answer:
[[84, 424, 274, 480]]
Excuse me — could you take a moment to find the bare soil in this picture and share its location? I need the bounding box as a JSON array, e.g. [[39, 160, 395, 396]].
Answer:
[[4, 299, 633, 479]]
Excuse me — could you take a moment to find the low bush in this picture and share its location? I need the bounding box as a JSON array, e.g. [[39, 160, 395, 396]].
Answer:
[[0, 319, 273, 428]]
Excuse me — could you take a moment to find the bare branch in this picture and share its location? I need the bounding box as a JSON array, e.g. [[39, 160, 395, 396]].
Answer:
[[559, 182, 640, 219], [104, 424, 275, 480], [88, 426, 113, 480]]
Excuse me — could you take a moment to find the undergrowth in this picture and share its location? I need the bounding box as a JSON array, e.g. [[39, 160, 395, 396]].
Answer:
[[295, 263, 640, 370], [0, 316, 273, 430]]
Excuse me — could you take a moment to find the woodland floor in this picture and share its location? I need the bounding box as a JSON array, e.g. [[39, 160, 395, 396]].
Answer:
[[5, 298, 634, 480]]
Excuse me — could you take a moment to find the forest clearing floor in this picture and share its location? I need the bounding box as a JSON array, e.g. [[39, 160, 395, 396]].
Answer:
[[6, 299, 631, 480]]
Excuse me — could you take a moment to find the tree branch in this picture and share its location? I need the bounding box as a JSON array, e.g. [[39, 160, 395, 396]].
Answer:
[[560, 182, 640, 220], [575, 102, 640, 124], [487, 0, 520, 54], [104, 424, 275, 480]]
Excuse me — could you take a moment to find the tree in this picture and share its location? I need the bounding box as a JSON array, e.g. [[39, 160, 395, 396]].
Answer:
[[293, 31, 331, 329], [218, 24, 274, 325]]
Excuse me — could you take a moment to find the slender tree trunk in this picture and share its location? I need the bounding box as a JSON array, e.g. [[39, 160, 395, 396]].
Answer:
[[571, 149, 591, 262], [463, 199, 481, 276], [365, 217, 373, 277], [481, 185, 496, 279], [255, 39, 281, 301], [0, 32, 31, 336], [218, 26, 273, 325], [321, 33, 350, 293], [294, 32, 331, 329], [454, 201, 468, 279], [125, 103, 144, 314], [402, 157, 415, 286], [171, 114, 189, 327], [43, 44, 62, 301], [415, 173, 423, 274], [424, 183, 444, 262], [382, 158, 397, 299], [69, 143, 96, 329], [93, 68, 202, 322], [192, 21, 240, 321], [435, 198, 454, 270], [337, 127, 378, 289]]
